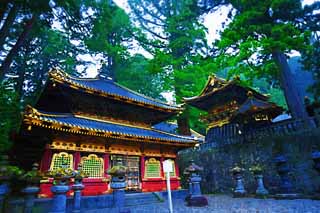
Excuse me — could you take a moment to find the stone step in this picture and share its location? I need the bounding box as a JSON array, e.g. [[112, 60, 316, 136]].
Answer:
[[124, 192, 164, 206]]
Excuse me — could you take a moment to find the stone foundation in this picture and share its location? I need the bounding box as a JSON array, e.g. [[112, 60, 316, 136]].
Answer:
[[178, 129, 320, 195]]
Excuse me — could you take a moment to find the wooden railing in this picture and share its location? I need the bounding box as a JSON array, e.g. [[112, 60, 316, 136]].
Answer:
[[200, 116, 320, 150]]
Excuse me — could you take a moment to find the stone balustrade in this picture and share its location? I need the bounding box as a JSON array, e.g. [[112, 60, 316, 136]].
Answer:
[[200, 116, 319, 150]]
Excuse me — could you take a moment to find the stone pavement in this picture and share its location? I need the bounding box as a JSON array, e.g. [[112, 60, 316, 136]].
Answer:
[[86, 195, 320, 213]]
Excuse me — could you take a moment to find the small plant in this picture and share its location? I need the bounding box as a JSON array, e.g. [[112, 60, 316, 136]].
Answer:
[[107, 165, 127, 177], [0, 155, 24, 184], [21, 163, 43, 187], [249, 164, 264, 175], [46, 161, 74, 185], [230, 165, 244, 175], [73, 163, 89, 184]]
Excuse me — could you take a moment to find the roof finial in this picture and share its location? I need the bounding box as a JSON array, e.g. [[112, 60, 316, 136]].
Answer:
[[247, 91, 253, 98], [233, 75, 241, 81]]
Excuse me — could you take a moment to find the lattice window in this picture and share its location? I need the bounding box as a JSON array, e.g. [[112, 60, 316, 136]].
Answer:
[[50, 152, 73, 171], [167, 159, 176, 177], [81, 154, 104, 178], [145, 158, 161, 178]]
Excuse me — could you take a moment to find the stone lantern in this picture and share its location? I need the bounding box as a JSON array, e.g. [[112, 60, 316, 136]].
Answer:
[[0, 155, 11, 211], [71, 163, 88, 213], [47, 161, 74, 213], [230, 165, 246, 197], [273, 155, 294, 194], [183, 160, 208, 207], [21, 163, 42, 213], [107, 162, 127, 210]]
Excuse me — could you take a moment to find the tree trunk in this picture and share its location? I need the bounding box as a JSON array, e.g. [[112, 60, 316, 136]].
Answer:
[[0, 1, 9, 23], [272, 51, 310, 121], [0, 16, 36, 82], [0, 4, 18, 50]]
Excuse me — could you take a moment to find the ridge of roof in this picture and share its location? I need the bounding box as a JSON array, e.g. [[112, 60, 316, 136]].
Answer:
[[48, 68, 182, 111], [183, 77, 269, 103]]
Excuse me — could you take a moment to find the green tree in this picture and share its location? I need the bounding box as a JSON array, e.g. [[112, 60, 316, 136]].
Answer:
[[128, 0, 210, 102], [211, 0, 313, 121], [0, 0, 91, 82], [85, 1, 135, 81], [301, 2, 320, 99], [0, 84, 20, 152], [128, 0, 213, 134], [117, 54, 166, 100]]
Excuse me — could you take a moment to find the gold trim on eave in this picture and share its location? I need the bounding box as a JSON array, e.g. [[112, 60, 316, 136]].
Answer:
[[23, 106, 197, 147]]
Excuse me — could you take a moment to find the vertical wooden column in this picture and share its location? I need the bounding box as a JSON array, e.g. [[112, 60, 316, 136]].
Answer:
[[73, 151, 81, 169], [160, 157, 166, 190], [174, 158, 180, 178], [140, 155, 145, 180], [160, 157, 165, 178], [103, 153, 109, 177], [40, 145, 52, 172]]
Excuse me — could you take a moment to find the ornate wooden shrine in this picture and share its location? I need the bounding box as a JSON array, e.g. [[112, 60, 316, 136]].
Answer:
[[183, 75, 283, 147], [15, 68, 200, 197]]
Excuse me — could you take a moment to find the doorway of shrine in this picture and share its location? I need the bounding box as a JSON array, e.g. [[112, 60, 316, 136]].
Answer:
[[110, 155, 140, 191]]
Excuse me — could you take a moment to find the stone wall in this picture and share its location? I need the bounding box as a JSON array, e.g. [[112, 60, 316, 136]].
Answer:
[[177, 128, 320, 195]]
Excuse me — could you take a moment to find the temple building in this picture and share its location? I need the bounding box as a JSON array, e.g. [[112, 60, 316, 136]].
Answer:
[[183, 75, 283, 147], [14, 68, 200, 197]]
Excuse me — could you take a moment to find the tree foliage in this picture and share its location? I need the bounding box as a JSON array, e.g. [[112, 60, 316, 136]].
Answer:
[[210, 0, 317, 120]]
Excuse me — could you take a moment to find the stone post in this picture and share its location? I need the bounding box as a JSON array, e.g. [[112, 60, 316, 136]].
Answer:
[[233, 172, 246, 197], [72, 163, 87, 213], [21, 163, 42, 213], [183, 160, 208, 207], [231, 166, 246, 197], [107, 163, 127, 212], [50, 185, 70, 213], [110, 176, 126, 210], [311, 151, 320, 174], [47, 161, 74, 213], [190, 174, 202, 197], [0, 183, 9, 211], [22, 186, 40, 213], [274, 155, 294, 194], [0, 155, 12, 211], [312, 150, 320, 193], [72, 183, 84, 213], [255, 174, 269, 196]]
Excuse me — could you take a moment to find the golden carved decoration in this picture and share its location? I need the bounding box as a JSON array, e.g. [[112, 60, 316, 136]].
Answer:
[[81, 154, 104, 178], [80, 143, 105, 153], [49, 152, 73, 171], [144, 158, 161, 178], [50, 141, 76, 151], [23, 106, 198, 147]]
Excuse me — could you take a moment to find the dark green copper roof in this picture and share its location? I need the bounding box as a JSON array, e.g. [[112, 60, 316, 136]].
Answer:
[[49, 69, 181, 111]]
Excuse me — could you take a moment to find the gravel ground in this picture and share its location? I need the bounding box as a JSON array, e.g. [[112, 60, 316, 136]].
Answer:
[[86, 195, 320, 213]]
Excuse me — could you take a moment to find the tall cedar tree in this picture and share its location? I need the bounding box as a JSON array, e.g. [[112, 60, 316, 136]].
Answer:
[[128, 0, 212, 134], [212, 0, 313, 121], [85, 1, 134, 81]]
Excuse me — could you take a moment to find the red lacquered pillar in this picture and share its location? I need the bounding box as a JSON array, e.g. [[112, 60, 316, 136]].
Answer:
[[40, 145, 52, 172], [174, 158, 180, 178], [103, 153, 109, 177], [174, 158, 181, 189], [140, 155, 145, 191], [73, 151, 81, 169], [160, 157, 165, 190]]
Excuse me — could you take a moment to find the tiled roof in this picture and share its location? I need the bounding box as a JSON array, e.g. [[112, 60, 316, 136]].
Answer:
[[49, 69, 182, 111], [152, 122, 205, 142], [233, 96, 283, 120], [24, 107, 199, 145]]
